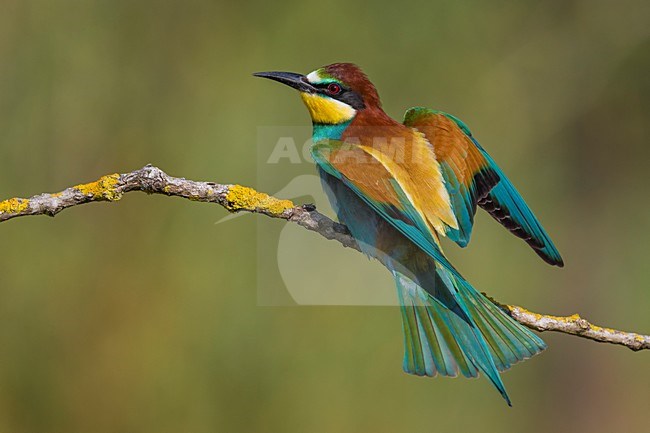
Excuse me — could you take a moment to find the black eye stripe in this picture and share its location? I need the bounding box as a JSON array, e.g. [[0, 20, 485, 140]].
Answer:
[[311, 82, 365, 110], [314, 83, 348, 92], [338, 91, 365, 110]]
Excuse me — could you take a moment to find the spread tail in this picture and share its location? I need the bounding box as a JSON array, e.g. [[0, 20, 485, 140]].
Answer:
[[394, 267, 546, 406]]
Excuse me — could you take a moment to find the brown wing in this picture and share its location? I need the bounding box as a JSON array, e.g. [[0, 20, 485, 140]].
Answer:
[[404, 108, 499, 246]]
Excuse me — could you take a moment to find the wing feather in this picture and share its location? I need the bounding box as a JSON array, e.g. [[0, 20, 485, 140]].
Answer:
[[403, 107, 563, 266]]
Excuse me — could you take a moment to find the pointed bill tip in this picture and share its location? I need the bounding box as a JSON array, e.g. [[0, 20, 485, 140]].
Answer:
[[252, 71, 274, 78], [252, 70, 314, 93]]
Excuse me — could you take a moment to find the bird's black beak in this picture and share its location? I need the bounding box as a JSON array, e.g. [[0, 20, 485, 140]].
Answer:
[[253, 71, 316, 93]]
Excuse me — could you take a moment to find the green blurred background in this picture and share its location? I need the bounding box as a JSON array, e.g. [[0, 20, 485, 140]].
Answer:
[[1, 0, 649, 432]]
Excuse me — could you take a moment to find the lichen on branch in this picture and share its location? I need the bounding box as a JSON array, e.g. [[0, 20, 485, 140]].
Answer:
[[225, 185, 294, 216], [73, 173, 122, 201]]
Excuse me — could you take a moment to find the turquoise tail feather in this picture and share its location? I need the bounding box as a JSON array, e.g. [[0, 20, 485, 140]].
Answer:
[[317, 168, 546, 405], [394, 266, 546, 406]]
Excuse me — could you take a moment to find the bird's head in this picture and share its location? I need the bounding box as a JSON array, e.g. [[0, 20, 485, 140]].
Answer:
[[254, 63, 380, 125]]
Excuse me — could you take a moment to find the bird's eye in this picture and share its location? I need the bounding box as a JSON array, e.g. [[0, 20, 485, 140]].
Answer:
[[326, 83, 342, 95]]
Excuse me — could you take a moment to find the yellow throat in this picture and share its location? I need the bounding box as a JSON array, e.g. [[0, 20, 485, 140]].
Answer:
[[300, 93, 356, 124]]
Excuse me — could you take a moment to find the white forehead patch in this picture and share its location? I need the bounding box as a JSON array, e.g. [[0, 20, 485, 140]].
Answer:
[[306, 70, 322, 84]]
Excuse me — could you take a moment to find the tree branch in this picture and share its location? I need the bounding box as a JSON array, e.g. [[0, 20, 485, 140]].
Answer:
[[1, 164, 648, 351]]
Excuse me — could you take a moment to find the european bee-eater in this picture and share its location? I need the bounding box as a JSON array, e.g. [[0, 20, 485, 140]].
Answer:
[[254, 63, 562, 405]]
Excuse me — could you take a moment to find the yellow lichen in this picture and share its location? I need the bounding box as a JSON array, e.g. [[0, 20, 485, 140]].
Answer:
[[0, 197, 30, 214], [74, 174, 122, 201], [590, 324, 618, 334], [226, 185, 294, 215], [528, 311, 544, 321], [504, 305, 543, 321]]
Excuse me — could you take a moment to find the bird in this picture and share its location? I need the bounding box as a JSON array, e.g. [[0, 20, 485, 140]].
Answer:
[[253, 63, 562, 405]]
